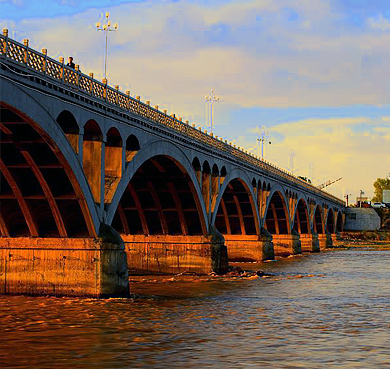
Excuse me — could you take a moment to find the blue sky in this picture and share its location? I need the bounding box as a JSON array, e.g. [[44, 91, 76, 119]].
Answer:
[[1, 0, 390, 201]]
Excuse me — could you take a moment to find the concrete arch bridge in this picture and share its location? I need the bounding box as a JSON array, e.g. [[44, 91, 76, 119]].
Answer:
[[0, 31, 345, 297]]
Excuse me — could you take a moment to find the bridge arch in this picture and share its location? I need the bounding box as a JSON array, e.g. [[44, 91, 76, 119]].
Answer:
[[107, 139, 208, 233], [292, 198, 310, 234], [264, 188, 290, 234], [336, 211, 344, 232], [313, 205, 325, 234], [0, 99, 99, 237], [326, 208, 335, 233], [211, 168, 259, 235]]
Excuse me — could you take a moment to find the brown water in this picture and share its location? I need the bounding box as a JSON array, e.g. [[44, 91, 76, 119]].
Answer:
[[1, 249, 390, 368]]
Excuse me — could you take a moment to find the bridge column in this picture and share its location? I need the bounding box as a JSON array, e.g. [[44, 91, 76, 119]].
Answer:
[[331, 232, 341, 244], [78, 128, 84, 163], [272, 230, 302, 257], [224, 227, 274, 262], [0, 225, 129, 298], [121, 229, 228, 275], [300, 231, 320, 252], [318, 232, 333, 250]]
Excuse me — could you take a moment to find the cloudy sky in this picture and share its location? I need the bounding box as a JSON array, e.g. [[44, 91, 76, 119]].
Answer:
[[1, 0, 390, 202]]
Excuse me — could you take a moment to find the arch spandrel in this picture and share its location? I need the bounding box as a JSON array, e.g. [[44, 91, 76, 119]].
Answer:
[[106, 139, 208, 234]]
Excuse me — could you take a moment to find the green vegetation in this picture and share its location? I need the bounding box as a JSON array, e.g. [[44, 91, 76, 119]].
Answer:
[[371, 173, 390, 202]]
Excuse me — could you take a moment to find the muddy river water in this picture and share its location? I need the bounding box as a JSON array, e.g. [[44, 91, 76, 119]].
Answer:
[[1, 248, 390, 368]]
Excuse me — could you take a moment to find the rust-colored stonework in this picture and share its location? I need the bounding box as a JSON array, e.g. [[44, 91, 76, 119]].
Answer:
[[0, 30, 344, 297]]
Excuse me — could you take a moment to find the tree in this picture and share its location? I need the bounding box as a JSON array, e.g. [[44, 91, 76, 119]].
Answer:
[[371, 173, 390, 202]]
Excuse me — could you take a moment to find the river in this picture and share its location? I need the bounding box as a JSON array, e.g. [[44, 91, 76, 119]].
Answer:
[[1, 248, 390, 368]]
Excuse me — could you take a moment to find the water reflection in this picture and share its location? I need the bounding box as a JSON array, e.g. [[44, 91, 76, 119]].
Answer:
[[1, 249, 390, 368]]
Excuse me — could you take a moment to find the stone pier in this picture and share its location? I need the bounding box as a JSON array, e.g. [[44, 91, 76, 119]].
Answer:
[[224, 229, 274, 262], [122, 233, 228, 275], [272, 232, 301, 257], [318, 233, 333, 250], [300, 232, 320, 252], [0, 237, 129, 297]]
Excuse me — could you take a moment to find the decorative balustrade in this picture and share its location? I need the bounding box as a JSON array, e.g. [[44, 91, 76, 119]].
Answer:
[[0, 30, 344, 205]]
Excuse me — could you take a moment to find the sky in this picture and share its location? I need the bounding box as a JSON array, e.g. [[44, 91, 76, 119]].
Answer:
[[1, 0, 390, 202]]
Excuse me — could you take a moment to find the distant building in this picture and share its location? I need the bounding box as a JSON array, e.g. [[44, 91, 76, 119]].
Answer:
[[344, 208, 381, 231], [356, 196, 369, 204], [383, 190, 390, 203]]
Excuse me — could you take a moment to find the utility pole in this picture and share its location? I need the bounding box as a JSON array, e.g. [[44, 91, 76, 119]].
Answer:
[[205, 89, 219, 134], [289, 149, 296, 175], [309, 163, 314, 183], [96, 12, 118, 80], [257, 126, 271, 159]]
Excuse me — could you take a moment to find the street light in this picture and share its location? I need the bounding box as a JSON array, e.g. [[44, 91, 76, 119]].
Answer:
[[96, 12, 118, 80], [309, 163, 315, 183], [205, 89, 219, 134], [257, 126, 271, 160], [289, 149, 296, 175]]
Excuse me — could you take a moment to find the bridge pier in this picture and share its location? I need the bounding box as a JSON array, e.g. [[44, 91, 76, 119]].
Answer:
[[224, 229, 274, 262], [300, 232, 320, 252], [272, 231, 301, 257], [122, 232, 228, 275], [0, 236, 129, 298], [318, 232, 333, 250]]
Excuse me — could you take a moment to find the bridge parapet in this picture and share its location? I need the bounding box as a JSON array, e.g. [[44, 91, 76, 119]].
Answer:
[[0, 30, 343, 206]]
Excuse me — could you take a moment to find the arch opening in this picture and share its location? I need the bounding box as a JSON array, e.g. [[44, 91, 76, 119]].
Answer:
[[265, 191, 289, 234], [56, 110, 79, 153], [125, 134, 140, 162], [105, 127, 123, 203], [83, 119, 103, 202], [314, 206, 324, 234], [214, 179, 257, 235], [336, 211, 343, 232], [327, 208, 335, 233], [0, 105, 94, 237], [293, 199, 309, 234], [111, 155, 205, 236]]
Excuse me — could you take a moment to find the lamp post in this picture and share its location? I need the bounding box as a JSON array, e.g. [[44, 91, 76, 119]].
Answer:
[[205, 89, 219, 134], [257, 126, 271, 159], [309, 163, 315, 183], [289, 149, 296, 175], [96, 12, 118, 80]]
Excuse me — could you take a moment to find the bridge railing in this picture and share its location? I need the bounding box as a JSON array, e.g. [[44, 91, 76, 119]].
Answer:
[[0, 30, 344, 206]]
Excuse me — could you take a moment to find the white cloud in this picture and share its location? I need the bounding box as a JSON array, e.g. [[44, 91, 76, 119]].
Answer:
[[2, 0, 390, 202], [368, 14, 390, 31]]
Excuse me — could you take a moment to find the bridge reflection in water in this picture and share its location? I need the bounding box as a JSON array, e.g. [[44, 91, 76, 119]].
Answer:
[[0, 29, 345, 297]]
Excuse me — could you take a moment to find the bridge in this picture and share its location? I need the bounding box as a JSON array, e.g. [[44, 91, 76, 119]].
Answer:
[[0, 30, 345, 297]]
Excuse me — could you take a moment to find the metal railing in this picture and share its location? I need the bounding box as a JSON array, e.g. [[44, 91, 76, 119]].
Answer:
[[0, 30, 344, 205]]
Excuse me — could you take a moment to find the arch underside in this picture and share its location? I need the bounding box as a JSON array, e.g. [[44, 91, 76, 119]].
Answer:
[[336, 212, 343, 232], [314, 206, 324, 234], [293, 199, 309, 234], [111, 156, 205, 236], [214, 179, 257, 235], [265, 192, 289, 234], [327, 209, 335, 233], [0, 104, 95, 237]]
